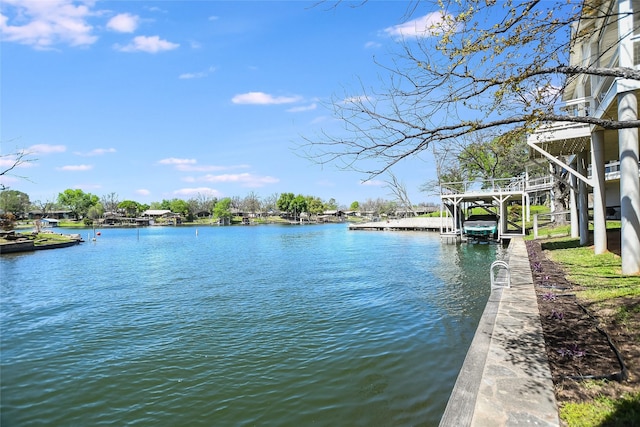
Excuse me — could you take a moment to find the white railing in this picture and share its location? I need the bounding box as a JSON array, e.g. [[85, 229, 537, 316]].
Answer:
[[560, 97, 593, 117], [588, 160, 640, 181], [439, 175, 558, 196], [440, 177, 526, 195], [526, 175, 554, 191], [532, 211, 572, 239]]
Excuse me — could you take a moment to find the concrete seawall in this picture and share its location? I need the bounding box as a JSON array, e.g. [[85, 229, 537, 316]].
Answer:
[[440, 237, 559, 426]]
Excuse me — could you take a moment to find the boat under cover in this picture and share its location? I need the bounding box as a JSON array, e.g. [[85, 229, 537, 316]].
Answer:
[[463, 214, 498, 238]]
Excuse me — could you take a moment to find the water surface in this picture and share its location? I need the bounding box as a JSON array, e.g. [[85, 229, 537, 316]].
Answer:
[[1, 224, 499, 426]]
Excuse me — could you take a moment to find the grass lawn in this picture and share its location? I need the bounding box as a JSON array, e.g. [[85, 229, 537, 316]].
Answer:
[[0, 231, 78, 246], [559, 391, 640, 427], [533, 233, 640, 426]]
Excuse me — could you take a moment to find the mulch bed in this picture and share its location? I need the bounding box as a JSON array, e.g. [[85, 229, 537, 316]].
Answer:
[[525, 240, 640, 404]]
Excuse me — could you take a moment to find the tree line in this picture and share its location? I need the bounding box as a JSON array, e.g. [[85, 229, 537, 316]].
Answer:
[[0, 188, 439, 229]]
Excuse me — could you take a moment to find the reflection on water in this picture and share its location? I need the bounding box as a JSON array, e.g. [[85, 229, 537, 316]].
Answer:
[[1, 224, 499, 426]]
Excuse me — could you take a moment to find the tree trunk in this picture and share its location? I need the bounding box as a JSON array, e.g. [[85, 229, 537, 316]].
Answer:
[[552, 178, 569, 225]]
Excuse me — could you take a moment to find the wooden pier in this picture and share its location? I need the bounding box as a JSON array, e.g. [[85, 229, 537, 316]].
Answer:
[[348, 217, 452, 232]]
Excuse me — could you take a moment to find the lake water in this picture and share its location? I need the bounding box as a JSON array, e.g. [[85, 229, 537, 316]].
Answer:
[[1, 224, 500, 426]]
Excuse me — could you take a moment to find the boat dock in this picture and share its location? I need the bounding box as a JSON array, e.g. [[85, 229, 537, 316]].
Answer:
[[348, 217, 452, 232], [440, 177, 528, 242]]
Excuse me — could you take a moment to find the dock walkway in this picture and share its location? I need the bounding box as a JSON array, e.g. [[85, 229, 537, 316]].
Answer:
[[348, 217, 452, 231], [440, 237, 559, 426]]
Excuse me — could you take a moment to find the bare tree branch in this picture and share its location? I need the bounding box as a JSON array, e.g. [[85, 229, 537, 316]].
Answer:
[[302, 0, 639, 178], [384, 171, 417, 216], [0, 147, 36, 190]]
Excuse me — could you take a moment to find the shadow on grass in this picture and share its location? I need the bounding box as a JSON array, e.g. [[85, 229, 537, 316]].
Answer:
[[599, 392, 640, 426], [541, 239, 583, 251]]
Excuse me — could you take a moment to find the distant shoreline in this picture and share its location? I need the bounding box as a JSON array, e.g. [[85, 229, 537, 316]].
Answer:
[[0, 231, 83, 254]]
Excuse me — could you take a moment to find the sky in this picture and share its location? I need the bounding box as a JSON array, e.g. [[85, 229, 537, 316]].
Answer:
[[1, 0, 443, 208]]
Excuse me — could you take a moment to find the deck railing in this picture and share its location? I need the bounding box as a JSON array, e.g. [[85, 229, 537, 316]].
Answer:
[[440, 176, 552, 196], [440, 177, 526, 195], [588, 160, 640, 181]]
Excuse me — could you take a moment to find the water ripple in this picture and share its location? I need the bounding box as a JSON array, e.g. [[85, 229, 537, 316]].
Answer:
[[1, 225, 495, 426]]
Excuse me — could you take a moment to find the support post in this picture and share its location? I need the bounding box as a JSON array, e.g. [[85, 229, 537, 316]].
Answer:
[[570, 173, 579, 238], [618, 90, 640, 274], [577, 151, 589, 246], [591, 131, 607, 254]]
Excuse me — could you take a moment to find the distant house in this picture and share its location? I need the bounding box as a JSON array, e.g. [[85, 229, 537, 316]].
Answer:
[[316, 210, 345, 223], [28, 210, 72, 220], [40, 218, 60, 227], [135, 218, 151, 226], [194, 210, 211, 219], [140, 209, 182, 225], [141, 209, 172, 217]]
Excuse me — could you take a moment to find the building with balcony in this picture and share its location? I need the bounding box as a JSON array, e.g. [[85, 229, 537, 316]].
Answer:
[[527, 0, 640, 274]]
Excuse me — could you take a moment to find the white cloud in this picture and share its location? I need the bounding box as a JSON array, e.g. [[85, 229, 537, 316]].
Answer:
[[197, 173, 279, 188], [364, 41, 381, 49], [173, 187, 222, 197], [287, 103, 317, 113], [115, 35, 179, 53], [159, 158, 250, 173], [0, 157, 34, 169], [179, 71, 207, 79], [75, 147, 116, 156], [28, 144, 66, 154], [208, 16, 219, 22], [383, 12, 454, 39], [342, 95, 371, 105], [231, 92, 302, 105], [179, 66, 217, 80], [0, 176, 19, 187], [360, 179, 385, 187], [158, 157, 197, 165], [0, 0, 98, 49], [136, 188, 151, 196], [176, 164, 227, 172], [58, 164, 93, 171], [107, 13, 139, 33], [145, 6, 166, 14]]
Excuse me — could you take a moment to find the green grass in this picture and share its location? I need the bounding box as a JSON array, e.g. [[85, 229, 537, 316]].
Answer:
[[615, 304, 640, 329], [536, 232, 640, 427], [530, 205, 552, 215], [560, 392, 640, 427], [545, 245, 640, 301], [1, 232, 77, 246], [33, 232, 77, 245], [525, 220, 623, 241]]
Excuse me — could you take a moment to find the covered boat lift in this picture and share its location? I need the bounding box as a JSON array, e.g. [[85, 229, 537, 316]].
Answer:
[[440, 177, 527, 243]]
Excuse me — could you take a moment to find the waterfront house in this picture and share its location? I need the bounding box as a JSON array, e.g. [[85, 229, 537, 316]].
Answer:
[[28, 210, 72, 220], [141, 209, 172, 218], [141, 209, 182, 225], [527, 0, 640, 274]]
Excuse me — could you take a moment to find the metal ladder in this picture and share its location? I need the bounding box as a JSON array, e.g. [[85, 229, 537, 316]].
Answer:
[[490, 260, 510, 289]]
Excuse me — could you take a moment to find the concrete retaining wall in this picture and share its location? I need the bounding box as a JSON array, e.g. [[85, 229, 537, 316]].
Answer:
[[439, 238, 559, 426]]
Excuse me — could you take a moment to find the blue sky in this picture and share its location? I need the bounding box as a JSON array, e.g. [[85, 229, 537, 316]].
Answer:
[[1, 0, 442, 208]]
